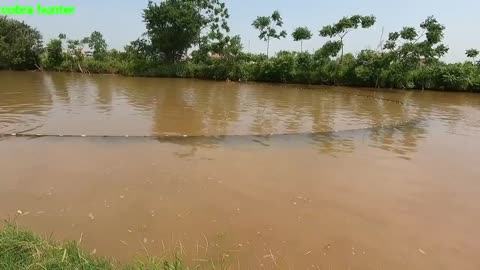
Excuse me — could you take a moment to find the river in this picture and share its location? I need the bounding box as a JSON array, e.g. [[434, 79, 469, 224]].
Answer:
[[1, 71, 479, 269]]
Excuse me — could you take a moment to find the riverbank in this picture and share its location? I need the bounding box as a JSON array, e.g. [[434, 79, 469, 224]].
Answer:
[[0, 222, 184, 270], [3, 5, 480, 92]]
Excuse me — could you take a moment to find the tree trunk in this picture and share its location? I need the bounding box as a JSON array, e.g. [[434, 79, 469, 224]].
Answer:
[[267, 38, 270, 58], [34, 59, 44, 72], [77, 62, 84, 73], [340, 39, 344, 64]]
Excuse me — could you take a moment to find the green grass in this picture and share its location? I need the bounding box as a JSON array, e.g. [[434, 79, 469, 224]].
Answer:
[[0, 222, 185, 270]]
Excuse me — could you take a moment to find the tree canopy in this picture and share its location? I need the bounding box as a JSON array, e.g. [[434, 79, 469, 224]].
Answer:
[[143, 0, 230, 63], [319, 15, 376, 62], [292, 27, 312, 52], [252, 10, 287, 57], [466, 49, 479, 63], [0, 16, 42, 70], [83, 31, 108, 60]]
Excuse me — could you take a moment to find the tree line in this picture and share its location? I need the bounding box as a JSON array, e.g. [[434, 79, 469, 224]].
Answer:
[[0, 0, 479, 91]]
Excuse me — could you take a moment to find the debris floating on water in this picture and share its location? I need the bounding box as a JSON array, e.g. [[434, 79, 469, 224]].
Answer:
[[88, 213, 95, 220], [418, 249, 426, 255]]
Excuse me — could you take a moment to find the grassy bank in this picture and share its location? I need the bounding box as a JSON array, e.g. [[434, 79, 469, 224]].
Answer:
[[2, 14, 480, 92], [0, 223, 185, 270]]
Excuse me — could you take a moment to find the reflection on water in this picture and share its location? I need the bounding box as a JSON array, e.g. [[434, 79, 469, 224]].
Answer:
[[0, 71, 479, 159], [1, 71, 479, 158], [0, 72, 419, 136], [368, 122, 427, 160], [1, 71, 480, 270]]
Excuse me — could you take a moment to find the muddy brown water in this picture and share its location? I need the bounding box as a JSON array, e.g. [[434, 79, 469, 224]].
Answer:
[[1, 71, 480, 269]]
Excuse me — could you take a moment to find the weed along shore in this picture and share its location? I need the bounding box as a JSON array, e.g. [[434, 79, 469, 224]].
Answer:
[[0, 223, 185, 269]]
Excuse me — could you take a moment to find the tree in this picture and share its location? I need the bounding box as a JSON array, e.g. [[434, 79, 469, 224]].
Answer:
[[292, 27, 312, 52], [319, 15, 376, 62], [143, 0, 230, 63], [143, 0, 201, 63], [384, 16, 449, 63], [315, 41, 343, 60], [354, 49, 392, 88], [45, 39, 64, 68], [195, 0, 230, 47], [83, 31, 108, 60], [0, 16, 43, 70], [252, 10, 287, 57], [383, 16, 449, 88], [466, 49, 479, 63], [62, 38, 89, 72]]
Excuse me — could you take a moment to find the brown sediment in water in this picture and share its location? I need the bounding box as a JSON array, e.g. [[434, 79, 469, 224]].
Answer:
[[1, 72, 480, 269]]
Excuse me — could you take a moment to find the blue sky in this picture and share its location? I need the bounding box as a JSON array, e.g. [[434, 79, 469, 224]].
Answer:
[[3, 0, 479, 62]]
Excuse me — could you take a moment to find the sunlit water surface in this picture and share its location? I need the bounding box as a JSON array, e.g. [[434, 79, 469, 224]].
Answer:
[[1, 72, 479, 270]]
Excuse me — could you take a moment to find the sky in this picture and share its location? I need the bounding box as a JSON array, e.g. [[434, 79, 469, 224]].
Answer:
[[2, 0, 479, 62]]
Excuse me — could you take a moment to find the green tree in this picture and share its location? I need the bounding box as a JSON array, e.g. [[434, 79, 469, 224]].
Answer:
[[83, 31, 108, 60], [45, 39, 64, 69], [385, 17, 448, 64], [196, 0, 230, 49], [383, 16, 449, 88], [124, 37, 153, 61], [0, 16, 43, 70], [354, 49, 391, 88], [466, 49, 479, 63], [292, 27, 312, 52], [319, 15, 376, 62], [63, 38, 88, 72], [252, 10, 287, 57], [315, 41, 343, 60], [143, 0, 202, 63], [143, 0, 229, 63]]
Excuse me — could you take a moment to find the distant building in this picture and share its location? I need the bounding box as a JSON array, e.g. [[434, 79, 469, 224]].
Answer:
[[83, 50, 94, 57]]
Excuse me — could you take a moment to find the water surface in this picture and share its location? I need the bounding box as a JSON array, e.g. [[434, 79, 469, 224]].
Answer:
[[1, 71, 479, 270]]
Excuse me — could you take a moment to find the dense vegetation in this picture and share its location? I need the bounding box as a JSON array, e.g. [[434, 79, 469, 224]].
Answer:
[[0, 0, 479, 91], [0, 222, 185, 270]]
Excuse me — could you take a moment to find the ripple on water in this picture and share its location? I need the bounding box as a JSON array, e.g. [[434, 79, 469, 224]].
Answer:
[[0, 72, 435, 137]]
